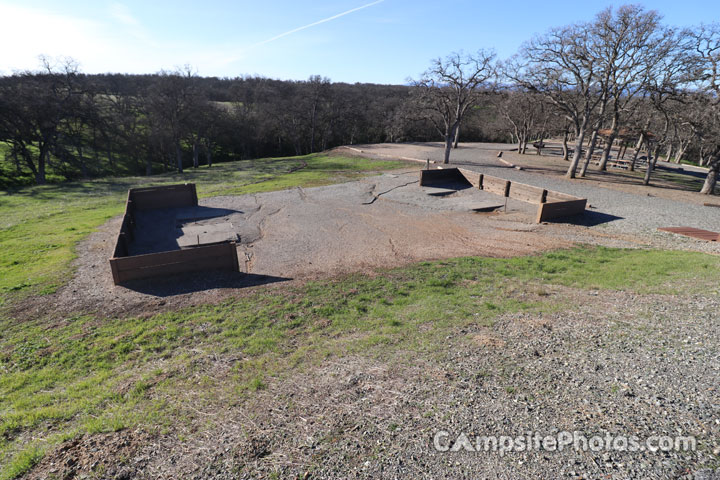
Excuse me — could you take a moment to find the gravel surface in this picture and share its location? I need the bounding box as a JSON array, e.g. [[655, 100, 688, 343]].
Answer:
[[28, 288, 720, 479], [355, 143, 720, 255]]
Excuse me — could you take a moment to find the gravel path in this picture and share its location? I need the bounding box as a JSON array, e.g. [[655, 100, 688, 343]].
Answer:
[[29, 288, 720, 479], [354, 143, 720, 255]]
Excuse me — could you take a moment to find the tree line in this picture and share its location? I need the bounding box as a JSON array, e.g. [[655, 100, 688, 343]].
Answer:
[[1, 5, 719, 194], [415, 5, 720, 194], [0, 62, 438, 186]]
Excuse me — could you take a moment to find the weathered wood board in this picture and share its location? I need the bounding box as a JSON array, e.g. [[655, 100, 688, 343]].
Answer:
[[419, 167, 587, 223], [536, 199, 588, 223], [110, 242, 240, 283], [109, 183, 241, 285]]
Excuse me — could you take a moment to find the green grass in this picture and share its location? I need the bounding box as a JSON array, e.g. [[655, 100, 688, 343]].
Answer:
[[0, 154, 405, 306], [1, 246, 720, 478], [484, 247, 720, 292]]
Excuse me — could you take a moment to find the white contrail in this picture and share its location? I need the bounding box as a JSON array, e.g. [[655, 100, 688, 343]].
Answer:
[[248, 0, 385, 49]]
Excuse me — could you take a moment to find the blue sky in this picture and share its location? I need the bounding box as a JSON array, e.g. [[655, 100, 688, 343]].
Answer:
[[1, 0, 718, 83]]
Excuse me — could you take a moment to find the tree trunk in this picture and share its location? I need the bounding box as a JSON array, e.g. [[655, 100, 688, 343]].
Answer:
[[629, 133, 645, 172], [652, 143, 660, 167], [643, 140, 654, 185], [675, 141, 688, 164], [566, 120, 588, 179], [561, 130, 569, 161], [192, 142, 199, 168], [453, 125, 460, 149], [579, 128, 600, 177], [146, 157, 152, 176], [700, 156, 718, 194], [36, 144, 47, 185], [443, 136, 453, 164], [206, 143, 212, 167], [597, 114, 618, 171], [176, 142, 183, 173], [443, 123, 459, 164], [665, 142, 674, 163], [598, 134, 616, 171], [674, 144, 685, 163]]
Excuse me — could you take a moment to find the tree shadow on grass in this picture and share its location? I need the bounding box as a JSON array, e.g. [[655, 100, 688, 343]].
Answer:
[[120, 271, 290, 297]]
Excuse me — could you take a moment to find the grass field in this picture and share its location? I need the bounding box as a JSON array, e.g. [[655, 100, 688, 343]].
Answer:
[[2, 155, 720, 479]]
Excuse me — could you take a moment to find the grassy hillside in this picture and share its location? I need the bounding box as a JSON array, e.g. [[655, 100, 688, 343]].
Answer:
[[2, 155, 720, 479]]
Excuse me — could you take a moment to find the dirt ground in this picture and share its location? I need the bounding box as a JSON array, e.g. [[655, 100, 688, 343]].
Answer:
[[20, 170, 574, 320], [26, 288, 720, 480], [350, 141, 719, 206], [19, 145, 720, 322]]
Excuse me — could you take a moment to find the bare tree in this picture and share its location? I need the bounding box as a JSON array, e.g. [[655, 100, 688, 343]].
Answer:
[[685, 23, 720, 194], [509, 23, 604, 178], [410, 50, 495, 164], [498, 89, 553, 154], [585, 6, 669, 173], [145, 66, 203, 174], [0, 57, 83, 184]]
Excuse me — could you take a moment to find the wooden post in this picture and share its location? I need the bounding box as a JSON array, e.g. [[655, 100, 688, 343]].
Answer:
[[540, 189, 548, 204], [110, 259, 120, 285], [503, 180, 510, 212], [478, 174, 484, 190]]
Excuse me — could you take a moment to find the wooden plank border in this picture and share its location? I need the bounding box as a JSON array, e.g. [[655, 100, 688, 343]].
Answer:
[[535, 199, 588, 223], [129, 183, 198, 210], [420, 167, 587, 223], [110, 242, 240, 283], [109, 183, 241, 285]]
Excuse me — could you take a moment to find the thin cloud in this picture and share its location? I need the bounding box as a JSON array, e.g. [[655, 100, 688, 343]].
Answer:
[[108, 2, 156, 44], [249, 0, 385, 49], [109, 3, 139, 28]]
